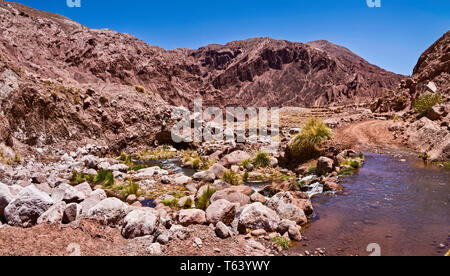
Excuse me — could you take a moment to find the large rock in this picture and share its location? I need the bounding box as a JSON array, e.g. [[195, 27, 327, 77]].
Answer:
[[178, 209, 206, 226], [220, 151, 251, 167], [5, 185, 54, 227], [62, 203, 81, 224], [427, 104, 448, 121], [238, 202, 280, 232], [207, 163, 227, 179], [267, 192, 312, 225], [80, 189, 107, 214], [87, 198, 129, 225], [210, 188, 251, 207], [192, 171, 216, 183], [0, 183, 13, 217], [315, 157, 334, 175], [74, 182, 92, 198], [37, 201, 66, 224], [122, 209, 160, 239], [205, 199, 236, 226], [215, 221, 232, 239], [51, 183, 86, 204]]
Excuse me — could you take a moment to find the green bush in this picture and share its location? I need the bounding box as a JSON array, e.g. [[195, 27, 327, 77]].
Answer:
[[162, 198, 178, 207], [240, 159, 252, 168], [222, 171, 240, 186], [128, 164, 149, 171], [289, 118, 333, 161], [195, 186, 216, 210], [122, 180, 140, 197], [414, 93, 444, 115], [253, 151, 271, 168], [270, 237, 291, 250], [94, 170, 115, 188], [242, 171, 250, 183]]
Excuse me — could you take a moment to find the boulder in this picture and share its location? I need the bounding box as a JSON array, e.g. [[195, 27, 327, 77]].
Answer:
[[323, 181, 343, 192], [51, 183, 86, 204], [37, 201, 66, 224], [62, 203, 81, 224], [178, 209, 206, 226], [0, 183, 13, 217], [215, 221, 232, 239], [250, 192, 267, 204], [80, 189, 107, 214], [205, 199, 236, 226], [87, 198, 128, 225], [173, 175, 192, 185], [5, 185, 54, 227], [238, 202, 280, 232], [220, 151, 251, 167], [267, 192, 311, 225], [277, 219, 297, 235], [122, 209, 160, 239], [207, 163, 227, 179], [315, 157, 334, 175], [74, 182, 92, 198], [192, 171, 216, 183], [288, 225, 302, 241], [210, 189, 251, 207]]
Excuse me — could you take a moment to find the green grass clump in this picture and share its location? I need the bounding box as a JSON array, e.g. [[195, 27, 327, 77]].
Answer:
[[418, 153, 430, 160], [289, 118, 333, 161], [338, 167, 354, 175], [270, 237, 291, 250], [94, 170, 115, 188], [350, 160, 361, 168], [242, 171, 250, 183], [119, 152, 133, 166], [253, 151, 271, 168], [222, 171, 240, 186], [182, 197, 193, 209], [162, 198, 178, 207], [414, 93, 444, 116], [308, 166, 317, 175], [195, 186, 216, 210], [241, 159, 252, 168], [122, 180, 140, 197]]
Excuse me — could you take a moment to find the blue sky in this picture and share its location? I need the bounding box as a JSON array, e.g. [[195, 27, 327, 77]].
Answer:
[[9, 0, 450, 75]]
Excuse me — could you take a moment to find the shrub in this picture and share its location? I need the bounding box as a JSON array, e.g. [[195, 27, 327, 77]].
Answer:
[[94, 170, 115, 188], [350, 160, 361, 168], [162, 198, 178, 207], [128, 164, 149, 171], [414, 93, 444, 115], [253, 151, 270, 168], [270, 237, 291, 250], [242, 171, 250, 183], [308, 166, 316, 175], [289, 118, 333, 161], [119, 152, 133, 166], [70, 170, 87, 185], [122, 180, 140, 196], [182, 197, 193, 209], [241, 159, 252, 168], [134, 85, 146, 93], [195, 186, 216, 210], [222, 171, 240, 186]]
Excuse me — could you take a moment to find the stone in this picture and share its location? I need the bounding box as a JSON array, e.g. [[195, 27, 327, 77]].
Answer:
[[169, 225, 190, 240], [173, 175, 192, 185], [250, 192, 267, 204], [315, 157, 334, 175], [215, 221, 232, 239], [146, 243, 163, 255], [288, 225, 302, 241], [0, 183, 13, 217], [5, 185, 54, 227], [156, 231, 171, 245], [192, 171, 216, 183], [270, 157, 278, 167], [277, 219, 297, 235], [194, 237, 203, 248], [51, 183, 86, 204], [427, 104, 448, 121], [238, 202, 280, 232], [8, 185, 23, 197], [126, 194, 137, 204], [210, 188, 251, 207], [37, 201, 66, 224], [74, 182, 92, 198], [323, 181, 343, 192], [62, 203, 81, 224], [87, 198, 128, 225], [208, 163, 227, 179], [289, 127, 301, 135], [205, 199, 236, 226], [122, 209, 160, 239], [80, 189, 107, 214], [178, 209, 206, 226], [161, 175, 171, 184], [267, 192, 309, 225], [251, 229, 267, 237], [220, 151, 251, 167]]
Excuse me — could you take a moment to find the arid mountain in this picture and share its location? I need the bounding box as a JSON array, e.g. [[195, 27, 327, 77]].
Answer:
[[0, 1, 402, 109]]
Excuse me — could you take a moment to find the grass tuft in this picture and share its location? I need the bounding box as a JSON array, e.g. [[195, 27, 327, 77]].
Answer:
[[414, 93, 444, 116]]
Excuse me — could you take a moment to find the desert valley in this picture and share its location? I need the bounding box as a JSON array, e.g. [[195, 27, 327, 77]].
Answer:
[[0, 1, 448, 256]]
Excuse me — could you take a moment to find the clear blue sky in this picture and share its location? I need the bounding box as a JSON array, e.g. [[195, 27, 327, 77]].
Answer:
[[9, 0, 450, 75]]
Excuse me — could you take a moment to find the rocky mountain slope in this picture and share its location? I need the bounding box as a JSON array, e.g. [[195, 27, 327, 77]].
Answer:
[[372, 31, 450, 161], [0, 1, 402, 109]]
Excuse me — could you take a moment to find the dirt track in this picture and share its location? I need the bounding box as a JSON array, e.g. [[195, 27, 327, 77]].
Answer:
[[334, 120, 404, 152]]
